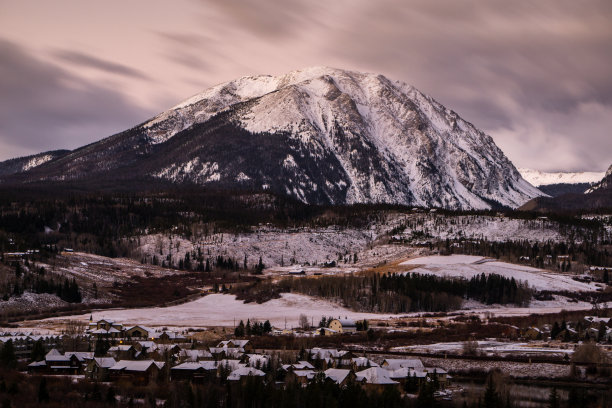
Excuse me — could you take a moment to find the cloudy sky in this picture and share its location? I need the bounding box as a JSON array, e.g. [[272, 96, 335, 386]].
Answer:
[[1, 0, 610, 172]]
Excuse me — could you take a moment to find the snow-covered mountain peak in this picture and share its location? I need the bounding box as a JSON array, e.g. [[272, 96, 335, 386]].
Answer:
[[6, 67, 545, 210]]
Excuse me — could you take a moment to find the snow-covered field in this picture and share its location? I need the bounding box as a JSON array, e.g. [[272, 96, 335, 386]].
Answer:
[[401, 255, 600, 292], [394, 340, 574, 357], [36, 293, 389, 330], [136, 227, 379, 271], [395, 214, 564, 243]]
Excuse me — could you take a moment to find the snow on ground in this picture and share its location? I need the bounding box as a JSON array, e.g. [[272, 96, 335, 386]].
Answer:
[[136, 226, 378, 271], [38, 293, 389, 329], [418, 356, 570, 378], [396, 214, 565, 243], [134, 213, 579, 273], [400, 255, 599, 292], [0, 292, 69, 315], [394, 340, 574, 357]]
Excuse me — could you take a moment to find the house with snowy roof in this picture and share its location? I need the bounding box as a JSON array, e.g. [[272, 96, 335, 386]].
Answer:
[[86, 357, 117, 381], [323, 368, 355, 387], [125, 325, 155, 339], [285, 369, 317, 386], [217, 339, 252, 351], [328, 319, 357, 334], [171, 361, 218, 382], [355, 367, 399, 393], [109, 360, 165, 385], [227, 366, 265, 382], [108, 345, 137, 360], [381, 358, 424, 371], [178, 349, 213, 362]]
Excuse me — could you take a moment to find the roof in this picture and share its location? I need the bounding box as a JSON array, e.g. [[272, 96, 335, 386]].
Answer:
[[218, 339, 250, 348], [382, 359, 424, 370], [93, 357, 117, 368], [227, 367, 265, 381], [110, 345, 134, 351], [356, 367, 398, 385], [110, 360, 164, 372], [338, 319, 356, 327], [179, 349, 213, 361], [352, 357, 379, 368], [28, 360, 47, 367], [172, 361, 217, 371], [324, 368, 351, 384], [68, 352, 94, 362], [292, 369, 316, 379]]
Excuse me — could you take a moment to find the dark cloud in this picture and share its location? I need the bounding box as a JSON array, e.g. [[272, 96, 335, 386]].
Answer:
[[0, 39, 154, 158], [2, 1, 611, 172], [51, 50, 150, 80], [321, 0, 612, 171], [205, 0, 315, 38]]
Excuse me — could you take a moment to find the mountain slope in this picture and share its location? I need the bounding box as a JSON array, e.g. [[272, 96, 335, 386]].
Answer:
[[0, 150, 70, 177], [2, 67, 542, 210]]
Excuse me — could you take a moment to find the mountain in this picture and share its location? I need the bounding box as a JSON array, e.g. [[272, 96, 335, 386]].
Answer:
[[0, 150, 70, 177], [518, 168, 605, 187], [0, 67, 542, 210], [586, 165, 612, 193], [520, 164, 612, 212]]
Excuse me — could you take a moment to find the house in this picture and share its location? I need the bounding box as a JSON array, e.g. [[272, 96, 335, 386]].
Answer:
[[178, 349, 213, 362], [217, 340, 253, 351], [523, 327, 542, 340], [125, 325, 154, 339], [158, 330, 187, 343], [109, 360, 165, 385], [355, 367, 399, 393], [583, 316, 612, 329], [381, 359, 424, 371], [308, 348, 354, 368], [242, 354, 270, 369], [108, 345, 137, 360], [93, 319, 123, 332], [285, 369, 316, 386], [318, 327, 339, 336], [86, 357, 117, 381], [281, 361, 315, 371], [171, 361, 218, 382], [350, 357, 379, 370], [35, 349, 93, 375], [424, 367, 449, 388], [209, 347, 244, 359], [328, 319, 357, 334], [227, 367, 265, 382], [323, 368, 355, 387]]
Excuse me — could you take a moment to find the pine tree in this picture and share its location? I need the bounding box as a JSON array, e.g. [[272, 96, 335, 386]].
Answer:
[[0, 340, 17, 369]]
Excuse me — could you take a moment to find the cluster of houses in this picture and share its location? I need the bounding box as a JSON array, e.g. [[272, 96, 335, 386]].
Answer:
[[23, 319, 448, 393], [0, 333, 62, 358], [523, 316, 612, 343], [86, 319, 187, 342]]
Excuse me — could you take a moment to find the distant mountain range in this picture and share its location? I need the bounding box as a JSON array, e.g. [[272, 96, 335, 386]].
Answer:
[[520, 164, 612, 212], [518, 168, 605, 197], [0, 67, 543, 210]]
